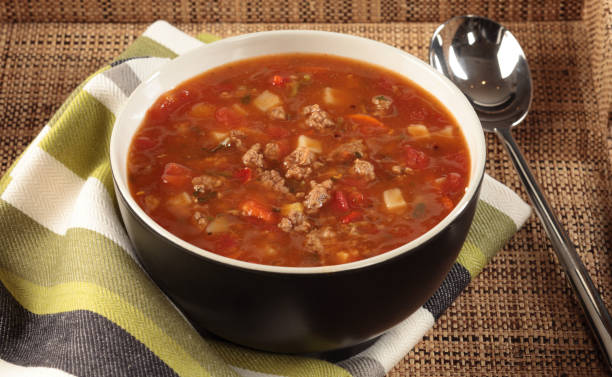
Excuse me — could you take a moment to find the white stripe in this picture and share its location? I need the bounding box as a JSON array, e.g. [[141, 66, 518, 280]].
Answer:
[[230, 366, 284, 377], [2, 146, 136, 258], [143, 20, 204, 55], [83, 73, 127, 116], [353, 307, 435, 372], [0, 359, 76, 377], [2, 146, 85, 235], [480, 174, 532, 229], [69, 177, 136, 257], [126, 57, 172, 83]]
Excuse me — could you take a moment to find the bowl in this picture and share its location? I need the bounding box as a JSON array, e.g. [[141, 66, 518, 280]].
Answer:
[[110, 30, 486, 354]]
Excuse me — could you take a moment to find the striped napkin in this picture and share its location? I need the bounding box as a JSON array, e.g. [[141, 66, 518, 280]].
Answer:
[[0, 21, 531, 377]]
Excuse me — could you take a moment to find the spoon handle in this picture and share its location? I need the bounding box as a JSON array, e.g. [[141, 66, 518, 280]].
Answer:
[[495, 127, 612, 371]]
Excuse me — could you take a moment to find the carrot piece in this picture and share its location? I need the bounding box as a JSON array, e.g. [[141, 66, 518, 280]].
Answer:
[[240, 200, 275, 223], [346, 113, 385, 127], [346, 114, 388, 135]]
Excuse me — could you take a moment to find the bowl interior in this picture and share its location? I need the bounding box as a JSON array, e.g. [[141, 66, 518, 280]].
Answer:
[[110, 30, 486, 274]]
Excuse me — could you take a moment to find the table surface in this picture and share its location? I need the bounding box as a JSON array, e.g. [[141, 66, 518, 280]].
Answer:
[[0, 1, 610, 376]]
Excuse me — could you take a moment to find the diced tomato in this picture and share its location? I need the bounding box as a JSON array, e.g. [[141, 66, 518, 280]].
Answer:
[[161, 162, 192, 187], [332, 190, 350, 212], [234, 167, 252, 184], [133, 136, 156, 150], [240, 200, 275, 223], [149, 89, 192, 123], [341, 211, 363, 224], [403, 145, 429, 170], [348, 191, 365, 208], [271, 75, 287, 87], [441, 172, 464, 194], [215, 106, 244, 128]]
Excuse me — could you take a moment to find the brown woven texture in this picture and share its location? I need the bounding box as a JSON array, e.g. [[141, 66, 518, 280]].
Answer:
[[0, 0, 611, 376], [0, 0, 584, 23]]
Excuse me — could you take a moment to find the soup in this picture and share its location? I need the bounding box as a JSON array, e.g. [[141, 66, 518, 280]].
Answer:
[[127, 53, 470, 267]]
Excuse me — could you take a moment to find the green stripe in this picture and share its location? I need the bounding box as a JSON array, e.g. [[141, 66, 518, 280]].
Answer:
[[196, 33, 221, 44], [0, 202, 239, 377], [38, 90, 115, 196], [210, 340, 352, 377], [115, 36, 178, 62], [456, 200, 517, 277], [456, 240, 487, 278], [0, 159, 16, 195], [0, 268, 214, 377]]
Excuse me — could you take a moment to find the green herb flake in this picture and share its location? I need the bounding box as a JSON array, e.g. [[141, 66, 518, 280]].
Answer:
[[241, 95, 251, 104], [354, 151, 363, 158], [196, 191, 218, 203]]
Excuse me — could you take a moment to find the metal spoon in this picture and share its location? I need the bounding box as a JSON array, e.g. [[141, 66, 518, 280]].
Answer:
[[429, 15, 612, 371]]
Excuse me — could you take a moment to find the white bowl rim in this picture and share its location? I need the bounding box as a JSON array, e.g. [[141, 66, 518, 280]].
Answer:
[[110, 29, 486, 275]]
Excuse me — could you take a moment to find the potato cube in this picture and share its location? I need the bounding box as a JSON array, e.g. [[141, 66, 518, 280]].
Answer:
[[407, 124, 430, 138], [383, 188, 407, 210], [297, 135, 322, 154], [253, 90, 281, 112], [205, 215, 231, 234]]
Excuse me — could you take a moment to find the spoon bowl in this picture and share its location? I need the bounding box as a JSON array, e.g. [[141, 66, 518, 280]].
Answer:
[[429, 15, 612, 371], [429, 16, 532, 130]]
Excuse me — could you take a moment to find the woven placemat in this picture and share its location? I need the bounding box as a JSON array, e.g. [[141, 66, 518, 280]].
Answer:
[[0, 5, 610, 376], [0, 0, 584, 23]]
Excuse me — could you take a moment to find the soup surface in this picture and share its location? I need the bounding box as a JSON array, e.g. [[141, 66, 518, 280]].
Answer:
[[127, 53, 470, 267]]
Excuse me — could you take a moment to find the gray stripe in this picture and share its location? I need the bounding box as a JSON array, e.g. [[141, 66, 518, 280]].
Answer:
[[103, 63, 142, 97], [337, 356, 386, 377]]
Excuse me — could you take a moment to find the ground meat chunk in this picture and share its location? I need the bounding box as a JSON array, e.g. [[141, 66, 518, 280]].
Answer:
[[329, 140, 366, 161], [192, 175, 224, 193], [283, 146, 317, 180], [264, 142, 281, 161], [372, 95, 393, 116], [278, 218, 293, 232], [268, 106, 286, 120], [303, 179, 333, 213], [304, 226, 336, 254], [351, 159, 375, 181], [278, 207, 311, 233], [192, 211, 209, 230], [242, 143, 264, 168], [258, 170, 290, 194], [302, 104, 335, 130]]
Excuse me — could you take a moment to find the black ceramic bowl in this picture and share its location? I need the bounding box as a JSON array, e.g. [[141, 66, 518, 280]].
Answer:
[[110, 30, 486, 354]]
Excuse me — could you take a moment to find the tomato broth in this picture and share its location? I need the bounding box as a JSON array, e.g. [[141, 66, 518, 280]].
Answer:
[[127, 53, 470, 267]]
